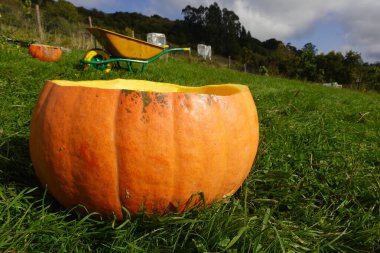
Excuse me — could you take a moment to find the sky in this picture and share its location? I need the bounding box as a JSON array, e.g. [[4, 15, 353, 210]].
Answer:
[[67, 0, 380, 63]]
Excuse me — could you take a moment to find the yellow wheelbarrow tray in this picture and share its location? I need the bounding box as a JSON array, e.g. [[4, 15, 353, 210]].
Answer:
[[80, 27, 190, 73]]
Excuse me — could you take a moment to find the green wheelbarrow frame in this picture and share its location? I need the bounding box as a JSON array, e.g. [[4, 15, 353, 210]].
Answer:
[[80, 47, 190, 74]]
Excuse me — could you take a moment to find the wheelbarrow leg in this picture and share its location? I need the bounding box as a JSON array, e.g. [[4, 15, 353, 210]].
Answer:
[[127, 62, 134, 74], [141, 63, 147, 73]]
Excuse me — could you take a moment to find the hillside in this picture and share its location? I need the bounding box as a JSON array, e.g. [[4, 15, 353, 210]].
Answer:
[[1, 39, 380, 252]]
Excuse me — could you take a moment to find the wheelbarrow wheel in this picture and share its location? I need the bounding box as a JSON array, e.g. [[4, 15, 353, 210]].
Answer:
[[83, 48, 112, 73]]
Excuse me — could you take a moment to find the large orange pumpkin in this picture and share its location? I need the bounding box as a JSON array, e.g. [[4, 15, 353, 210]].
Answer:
[[29, 79, 259, 219], [28, 44, 62, 62]]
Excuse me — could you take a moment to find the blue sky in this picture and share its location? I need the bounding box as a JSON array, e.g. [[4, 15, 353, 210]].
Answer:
[[67, 0, 380, 63]]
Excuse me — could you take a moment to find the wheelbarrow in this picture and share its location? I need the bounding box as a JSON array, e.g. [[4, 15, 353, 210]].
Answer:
[[80, 27, 190, 73]]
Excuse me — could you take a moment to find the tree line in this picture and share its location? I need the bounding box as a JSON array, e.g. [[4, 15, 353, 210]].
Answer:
[[1, 0, 379, 91], [180, 3, 379, 91]]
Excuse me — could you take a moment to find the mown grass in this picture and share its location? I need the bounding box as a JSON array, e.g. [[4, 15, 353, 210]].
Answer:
[[0, 45, 379, 252]]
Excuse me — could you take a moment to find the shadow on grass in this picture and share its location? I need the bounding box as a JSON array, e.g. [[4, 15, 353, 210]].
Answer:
[[0, 136, 38, 188], [0, 135, 73, 215]]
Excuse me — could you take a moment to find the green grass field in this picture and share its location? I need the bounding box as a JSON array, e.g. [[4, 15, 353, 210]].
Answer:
[[0, 45, 379, 252]]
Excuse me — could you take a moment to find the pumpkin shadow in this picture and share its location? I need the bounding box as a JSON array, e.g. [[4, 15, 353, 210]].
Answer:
[[0, 136, 38, 188], [0, 135, 68, 213]]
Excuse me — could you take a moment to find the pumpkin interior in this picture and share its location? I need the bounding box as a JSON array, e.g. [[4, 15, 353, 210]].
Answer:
[[52, 79, 244, 96]]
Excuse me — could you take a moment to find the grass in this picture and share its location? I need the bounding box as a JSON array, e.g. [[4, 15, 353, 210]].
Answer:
[[0, 44, 379, 252]]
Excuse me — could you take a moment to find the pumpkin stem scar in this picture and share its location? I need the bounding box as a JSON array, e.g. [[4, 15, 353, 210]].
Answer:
[[141, 92, 152, 113], [121, 89, 134, 96], [153, 93, 169, 108]]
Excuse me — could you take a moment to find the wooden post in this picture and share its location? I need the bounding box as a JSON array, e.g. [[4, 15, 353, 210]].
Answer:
[[228, 56, 231, 69], [88, 16, 96, 48], [88, 16, 93, 27], [244, 64, 247, 73], [35, 4, 44, 42]]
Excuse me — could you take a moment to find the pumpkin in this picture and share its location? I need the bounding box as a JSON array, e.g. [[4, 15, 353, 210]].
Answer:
[[28, 44, 62, 62], [29, 79, 259, 219]]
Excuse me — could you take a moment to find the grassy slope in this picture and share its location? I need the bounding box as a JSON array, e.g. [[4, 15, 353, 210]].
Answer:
[[0, 45, 379, 252]]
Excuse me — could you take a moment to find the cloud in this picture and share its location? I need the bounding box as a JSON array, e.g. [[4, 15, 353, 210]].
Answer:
[[67, 0, 138, 13], [141, 0, 211, 19], [222, 0, 380, 62], [66, 0, 380, 62], [213, 0, 380, 62], [336, 0, 380, 62]]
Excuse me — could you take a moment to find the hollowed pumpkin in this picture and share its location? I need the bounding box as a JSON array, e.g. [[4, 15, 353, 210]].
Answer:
[[29, 79, 259, 219], [28, 44, 62, 62]]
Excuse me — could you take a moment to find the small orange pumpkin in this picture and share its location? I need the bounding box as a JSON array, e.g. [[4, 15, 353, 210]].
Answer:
[[29, 79, 259, 219], [28, 44, 62, 62]]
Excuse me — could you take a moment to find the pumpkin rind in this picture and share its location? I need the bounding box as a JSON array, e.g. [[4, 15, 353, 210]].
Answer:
[[28, 44, 62, 62], [29, 79, 259, 219]]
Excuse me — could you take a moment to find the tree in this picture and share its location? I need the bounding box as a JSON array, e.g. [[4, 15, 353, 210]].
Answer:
[[299, 43, 319, 81], [302, 42, 318, 55], [44, 0, 79, 34], [204, 2, 223, 52], [182, 5, 207, 43], [262, 38, 282, 50], [221, 7, 241, 56], [344, 50, 363, 86], [361, 65, 380, 91], [316, 51, 345, 83], [22, 0, 32, 14], [182, 5, 206, 26], [182, 2, 243, 57], [275, 42, 299, 77], [240, 47, 254, 65], [286, 43, 298, 54], [345, 50, 363, 66]]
